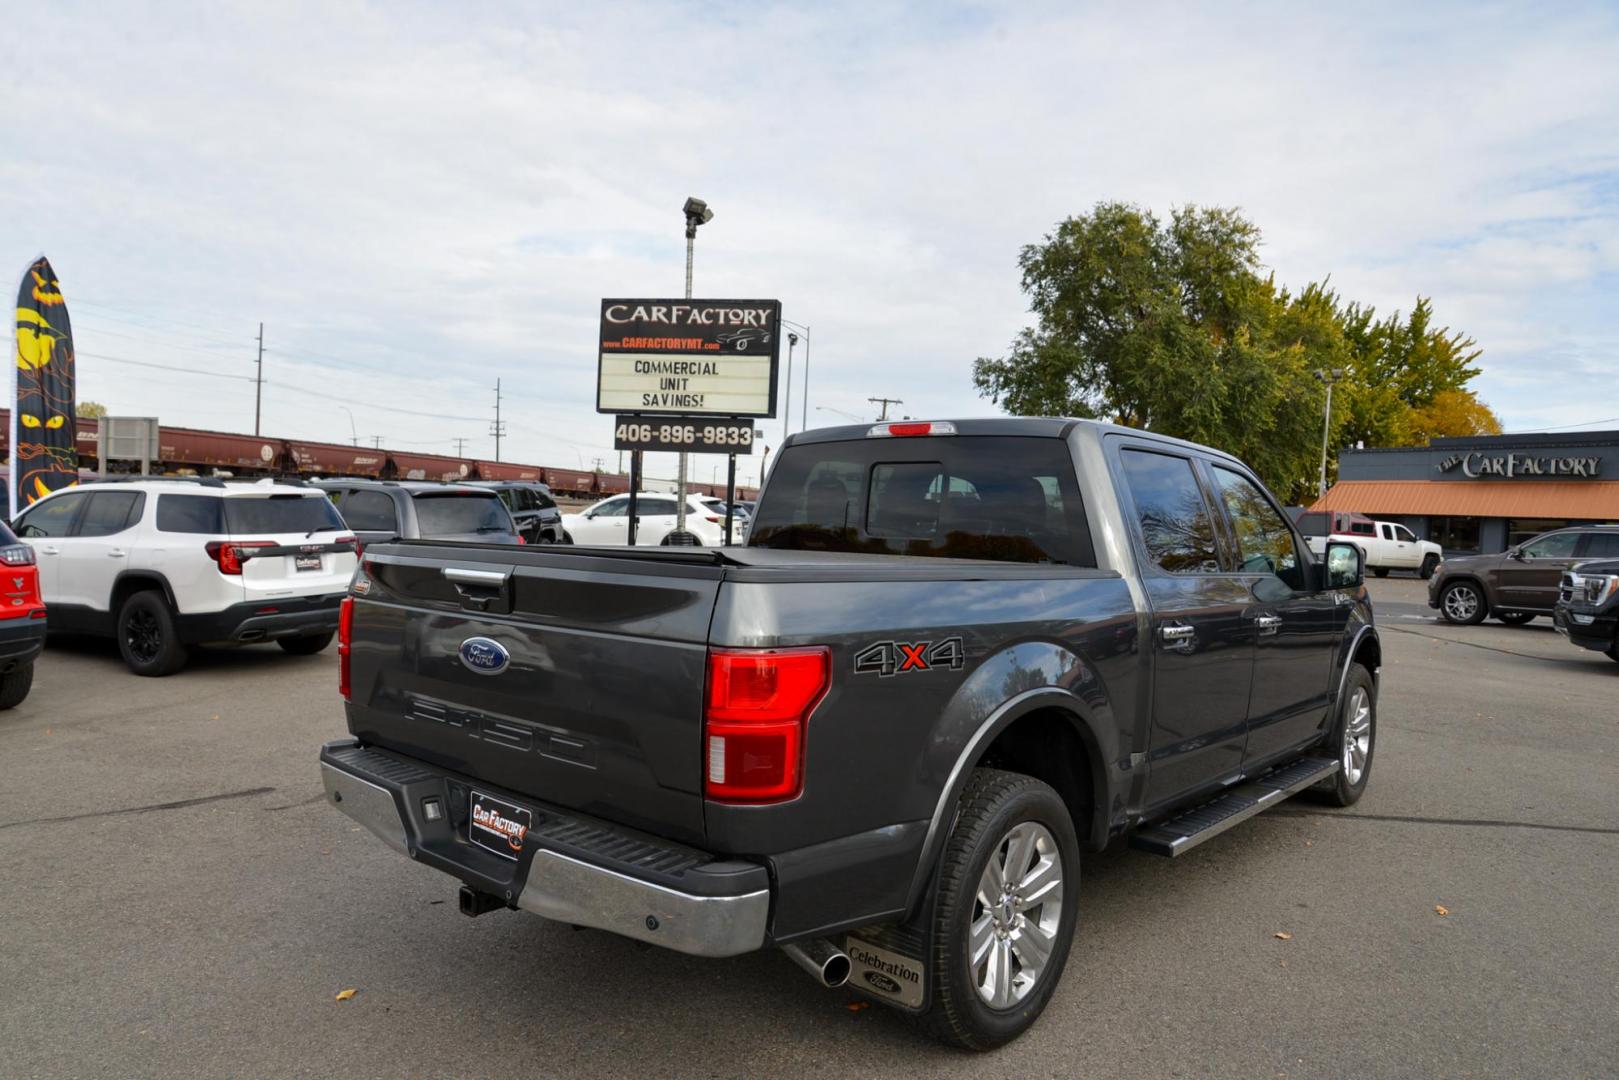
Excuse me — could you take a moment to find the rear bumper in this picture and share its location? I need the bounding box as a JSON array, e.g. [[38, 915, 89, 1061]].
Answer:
[[177, 592, 345, 645], [319, 740, 771, 958], [0, 615, 47, 668]]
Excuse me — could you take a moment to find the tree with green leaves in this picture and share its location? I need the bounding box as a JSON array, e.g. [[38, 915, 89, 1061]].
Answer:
[[974, 202, 1498, 502]]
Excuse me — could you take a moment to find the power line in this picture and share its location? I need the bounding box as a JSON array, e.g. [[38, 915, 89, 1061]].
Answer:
[[1504, 416, 1619, 434], [77, 350, 258, 382]]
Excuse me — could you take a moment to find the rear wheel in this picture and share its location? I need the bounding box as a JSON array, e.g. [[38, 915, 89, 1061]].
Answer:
[[920, 769, 1079, 1050], [278, 632, 334, 655], [0, 660, 34, 709], [117, 591, 189, 677], [1495, 612, 1535, 626], [1311, 665, 1376, 807], [1420, 554, 1440, 580], [1439, 581, 1487, 625]]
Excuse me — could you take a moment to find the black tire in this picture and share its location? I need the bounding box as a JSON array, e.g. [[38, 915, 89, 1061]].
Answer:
[[1420, 554, 1440, 580], [1495, 612, 1535, 626], [116, 591, 189, 677], [278, 632, 334, 655], [0, 660, 34, 709], [919, 769, 1080, 1050], [1310, 665, 1376, 807], [1439, 580, 1488, 625], [1372, 567, 1390, 578], [561, 531, 575, 545]]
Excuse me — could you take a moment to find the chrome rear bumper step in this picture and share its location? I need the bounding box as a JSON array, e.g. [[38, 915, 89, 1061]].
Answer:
[[1130, 756, 1339, 857]]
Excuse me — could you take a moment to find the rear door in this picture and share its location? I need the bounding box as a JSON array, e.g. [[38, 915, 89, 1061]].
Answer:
[[227, 491, 357, 602], [1115, 445, 1253, 810], [1207, 464, 1340, 766], [1496, 530, 1582, 610], [633, 496, 680, 545], [346, 546, 724, 839]]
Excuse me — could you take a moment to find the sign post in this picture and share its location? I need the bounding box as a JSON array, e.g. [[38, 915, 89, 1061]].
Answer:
[[598, 298, 780, 546]]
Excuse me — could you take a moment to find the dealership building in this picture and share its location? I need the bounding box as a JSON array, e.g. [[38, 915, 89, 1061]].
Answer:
[[1311, 430, 1619, 555]]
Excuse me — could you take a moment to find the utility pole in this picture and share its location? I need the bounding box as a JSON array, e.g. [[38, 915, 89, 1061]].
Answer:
[[254, 322, 264, 436], [868, 396, 903, 421], [489, 379, 507, 462], [783, 333, 797, 447], [591, 456, 606, 473], [452, 437, 468, 456], [372, 435, 383, 449]]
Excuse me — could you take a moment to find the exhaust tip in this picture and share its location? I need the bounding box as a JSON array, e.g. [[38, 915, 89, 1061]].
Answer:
[[822, 953, 851, 988], [782, 938, 851, 988]]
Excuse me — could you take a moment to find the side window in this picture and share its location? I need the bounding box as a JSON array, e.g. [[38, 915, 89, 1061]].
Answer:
[[1379, 524, 1394, 540], [591, 499, 627, 518], [1520, 532, 1579, 559], [1578, 532, 1619, 558], [639, 497, 678, 516], [14, 491, 89, 537], [1119, 450, 1221, 574], [1394, 525, 1416, 543], [339, 490, 399, 532], [79, 492, 145, 537], [1212, 467, 1305, 592], [155, 494, 223, 534], [1350, 521, 1376, 536], [533, 490, 557, 510]]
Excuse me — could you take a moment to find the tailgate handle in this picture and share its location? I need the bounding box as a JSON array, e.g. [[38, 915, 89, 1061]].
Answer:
[[441, 566, 513, 614], [443, 567, 509, 587]]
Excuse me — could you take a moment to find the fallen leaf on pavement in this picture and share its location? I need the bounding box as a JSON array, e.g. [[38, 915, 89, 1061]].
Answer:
[[1273, 932, 1293, 941], [1435, 905, 1449, 917], [335, 988, 358, 1002], [845, 1001, 869, 1012]]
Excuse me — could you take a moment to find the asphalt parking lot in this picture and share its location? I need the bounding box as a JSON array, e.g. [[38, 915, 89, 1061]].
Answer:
[[3, 576, 1615, 1079]]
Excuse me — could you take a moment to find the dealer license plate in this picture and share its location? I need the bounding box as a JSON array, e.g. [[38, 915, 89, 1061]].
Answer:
[[295, 554, 322, 571], [468, 790, 531, 860]]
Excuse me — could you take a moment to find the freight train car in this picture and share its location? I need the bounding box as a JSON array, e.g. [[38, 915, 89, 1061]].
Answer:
[[286, 440, 388, 478], [471, 460, 545, 483], [386, 451, 472, 482]]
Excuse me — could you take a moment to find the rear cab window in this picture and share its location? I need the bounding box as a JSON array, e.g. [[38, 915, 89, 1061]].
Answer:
[[748, 436, 1094, 565]]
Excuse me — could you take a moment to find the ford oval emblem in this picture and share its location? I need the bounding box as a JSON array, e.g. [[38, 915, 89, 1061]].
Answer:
[[458, 637, 510, 676], [863, 971, 903, 995]]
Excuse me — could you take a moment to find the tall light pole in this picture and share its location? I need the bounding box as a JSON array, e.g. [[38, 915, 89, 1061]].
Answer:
[[1316, 368, 1345, 499], [783, 332, 797, 446], [338, 406, 358, 447], [781, 318, 811, 432], [671, 196, 713, 540]]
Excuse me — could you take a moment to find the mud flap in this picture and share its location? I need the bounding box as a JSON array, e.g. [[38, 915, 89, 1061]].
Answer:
[[842, 866, 940, 1014]]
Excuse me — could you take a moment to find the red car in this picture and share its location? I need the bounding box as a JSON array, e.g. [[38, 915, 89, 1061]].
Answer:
[[0, 518, 46, 708]]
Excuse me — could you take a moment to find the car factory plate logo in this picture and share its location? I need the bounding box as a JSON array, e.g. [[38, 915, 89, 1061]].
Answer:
[[458, 636, 510, 676]]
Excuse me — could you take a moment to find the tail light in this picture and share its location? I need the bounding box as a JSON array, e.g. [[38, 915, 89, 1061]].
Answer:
[[704, 647, 830, 803], [867, 421, 956, 438], [338, 596, 354, 701], [517, 535, 527, 544], [205, 540, 274, 575], [0, 544, 36, 566]]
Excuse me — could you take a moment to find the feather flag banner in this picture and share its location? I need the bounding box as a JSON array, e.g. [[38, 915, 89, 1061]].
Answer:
[[11, 256, 78, 517]]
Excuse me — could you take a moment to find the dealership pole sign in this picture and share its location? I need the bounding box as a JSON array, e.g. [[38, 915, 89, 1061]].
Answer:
[[597, 299, 781, 418]]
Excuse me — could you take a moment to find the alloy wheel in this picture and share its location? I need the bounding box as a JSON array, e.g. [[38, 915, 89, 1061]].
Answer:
[[970, 821, 1064, 1009], [124, 608, 162, 664], [1342, 687, 1372, 785], [1443, 584, 1480, 622]]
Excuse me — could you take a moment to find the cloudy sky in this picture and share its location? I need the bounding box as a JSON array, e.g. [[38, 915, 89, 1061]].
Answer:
[[5, 1, 1618, 485]]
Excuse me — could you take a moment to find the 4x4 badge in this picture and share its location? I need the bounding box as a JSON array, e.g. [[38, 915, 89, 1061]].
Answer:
[[854, 637, 965, 677]]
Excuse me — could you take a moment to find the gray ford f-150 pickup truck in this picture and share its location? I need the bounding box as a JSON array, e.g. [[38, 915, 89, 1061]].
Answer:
[[320, 417, 1379, 1048]]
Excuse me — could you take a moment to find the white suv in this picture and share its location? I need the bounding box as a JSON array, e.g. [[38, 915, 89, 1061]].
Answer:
[[561, 492, 746, 546], [13, 477, 357, 675]]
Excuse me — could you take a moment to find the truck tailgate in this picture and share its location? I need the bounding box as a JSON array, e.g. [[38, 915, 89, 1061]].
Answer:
[[344, 544, 725, 842]]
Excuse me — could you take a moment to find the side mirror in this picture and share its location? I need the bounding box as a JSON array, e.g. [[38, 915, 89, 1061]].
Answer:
[[1507, 546, 1525, 560], [1325, 540, 1364, 590]]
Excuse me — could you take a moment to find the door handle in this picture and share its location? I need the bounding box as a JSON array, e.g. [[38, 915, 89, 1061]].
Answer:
[[40, 546, 60, 556], [442, 567, 508, 587], [1158, 624, 1195, 649], [107, 549, 128, 559], [1254, 614, 1283, 636]]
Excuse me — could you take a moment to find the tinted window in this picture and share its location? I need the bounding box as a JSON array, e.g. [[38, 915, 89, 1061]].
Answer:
[[339, 490, 399, 532], [15, 491, 89, 538], [1349, 521, 1376, 536], [494, 489, 518, 510], [156, 493, 224, 534], [1520, 531, 1579, 558], [638, 498, 678, 516], [1119, 450, 1219, 574], [750, 436, 1093, 565], [1294, 512, 1328, 537], [1393, 525, 1417, 543], [412, 493, 512, 536], [79, 492, 145, 537], [533, 489, 557, 510], [590, 498, 628, 518], [1212, 467, 1304, 591], [1579, 532, 1619, 558], [224, 495, 345, 534]]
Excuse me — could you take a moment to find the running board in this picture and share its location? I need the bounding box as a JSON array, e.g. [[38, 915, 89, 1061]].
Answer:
[[1130, 756, 1340, 857]]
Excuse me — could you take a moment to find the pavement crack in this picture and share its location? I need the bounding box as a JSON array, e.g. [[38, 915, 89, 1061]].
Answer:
[[1380, 624, 1594, 665], [262, 792, 327, 811], [0, 786, 275, 830], [1272, 808, 1619, 836]]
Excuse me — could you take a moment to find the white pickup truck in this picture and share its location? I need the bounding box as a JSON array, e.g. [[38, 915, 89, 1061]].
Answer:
[[1296, 511, 1443, 579]]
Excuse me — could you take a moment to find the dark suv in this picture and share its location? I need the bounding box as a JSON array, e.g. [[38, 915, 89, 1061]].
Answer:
[[313, 480, 522, 549], [1555, 559, 1619, 662], [468, 481, 565, 544], [1428, 525, 1619, 625]]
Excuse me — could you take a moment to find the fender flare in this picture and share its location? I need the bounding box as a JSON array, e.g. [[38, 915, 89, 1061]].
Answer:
[[110, 570, 178, 613], [1335, 622, 1380, 704], [902, 684, 1116, 917]]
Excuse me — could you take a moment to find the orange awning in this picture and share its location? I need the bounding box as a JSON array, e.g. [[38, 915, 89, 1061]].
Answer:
[[1311, 480, 1619, 519]]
